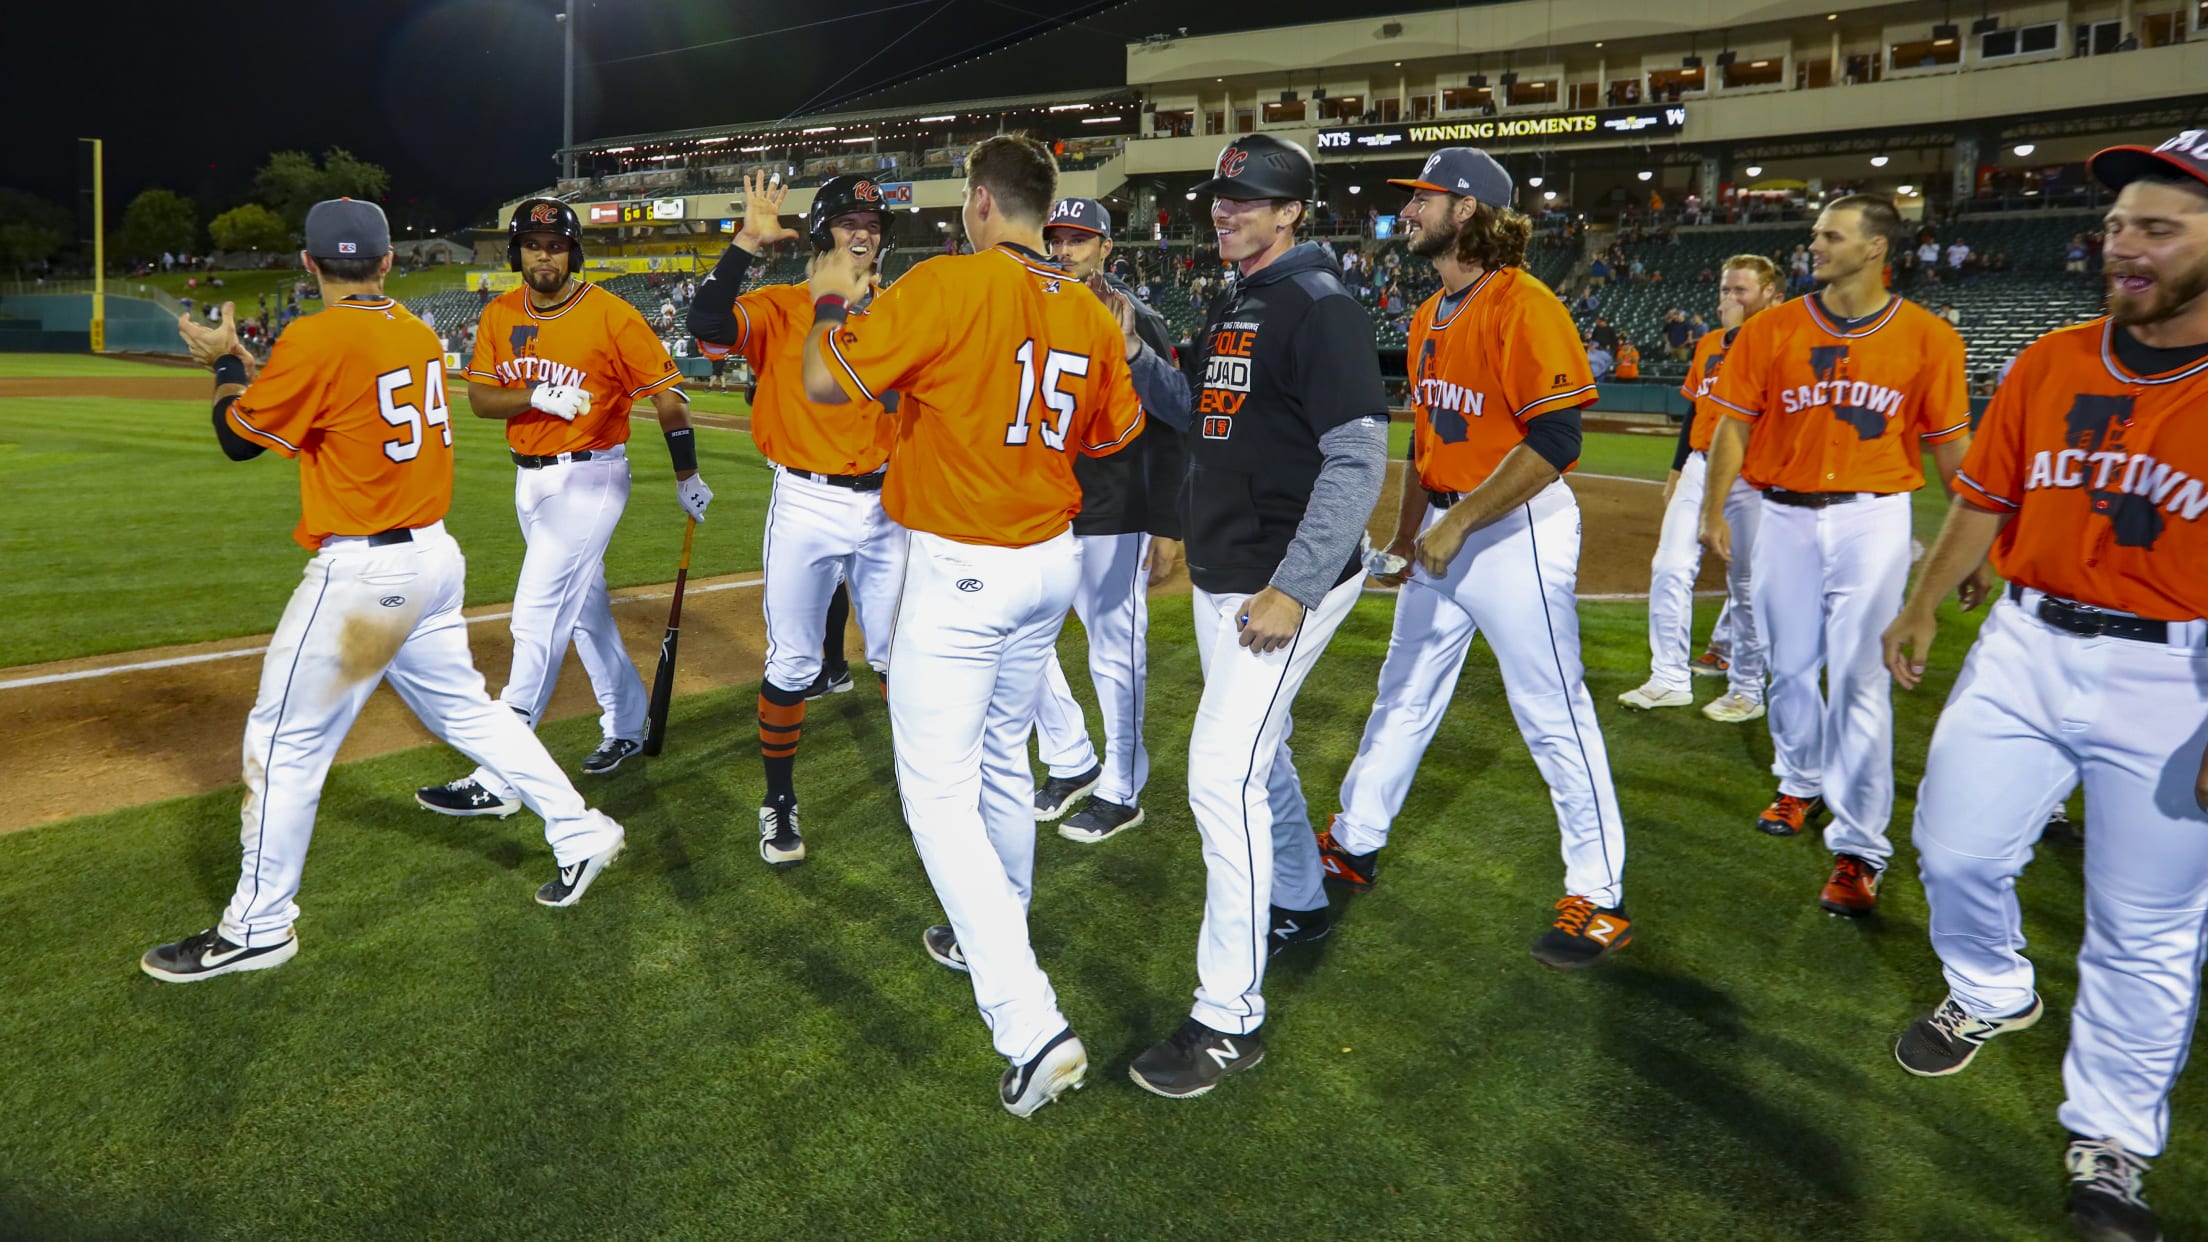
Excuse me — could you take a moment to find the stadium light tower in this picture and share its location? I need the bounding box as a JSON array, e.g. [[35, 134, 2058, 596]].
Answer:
[[558, 0, 576, 181]]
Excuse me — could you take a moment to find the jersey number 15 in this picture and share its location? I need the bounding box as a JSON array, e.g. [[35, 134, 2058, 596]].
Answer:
[[376, 359, 452, 463], [1005, 340, 1089, 452]]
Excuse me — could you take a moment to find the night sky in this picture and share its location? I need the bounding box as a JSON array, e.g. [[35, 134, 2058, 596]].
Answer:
[[5, 0, 1464, 235]]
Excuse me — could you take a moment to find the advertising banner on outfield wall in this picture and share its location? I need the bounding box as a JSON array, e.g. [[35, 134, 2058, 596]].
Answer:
[[1314, 104, 1687, 156], [586, 203, 621, 225]]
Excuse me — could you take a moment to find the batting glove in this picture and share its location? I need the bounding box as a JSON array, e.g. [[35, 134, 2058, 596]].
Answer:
[[677, 473, 714, 522], [529, 383, 593, 422]]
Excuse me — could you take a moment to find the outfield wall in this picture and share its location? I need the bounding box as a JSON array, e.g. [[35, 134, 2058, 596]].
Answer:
[[0, 294, 185, 355]]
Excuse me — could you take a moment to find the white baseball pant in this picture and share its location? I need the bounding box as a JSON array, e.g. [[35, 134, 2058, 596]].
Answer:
[[1186, 572, 1362, 1036], [762, 466, 906, 692], [471, 447, 647, 798], [891, 529, 1080, 1063], [1913, 594, 2208, 1156], [1647, 451, 1764, 698], [222, 523, 624, 948], [1333, 479, 1626, 907], [1033, 531, 1151, 805], [1749, 492, 1912, 866]]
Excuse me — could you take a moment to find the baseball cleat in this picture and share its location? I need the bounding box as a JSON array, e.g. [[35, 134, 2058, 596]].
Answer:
[[1033, 764, 1101, 822], [1267, 904, 1331, 957], [1000, 1026, 1088, 1118], [1819, 853, 1882, 917], [1895, 992, 2044, 1077], [1701, 691, 1766, 723], [2067, 1136, 2161, 1242], [922, 924, 968, 973], [1617, 679, 1694, 710], [1530, 896, 1634, 969], [758, 801, 805, 865], [536, 831, 625, 907], [1690, 647, 1731, 678], [1130, 1017, 1265, 1099], [416, 777, 522, 819], [1315, 823, 1378, 890], [1757, 792, 1825, 837], [1058, 798, 1143, 844], [580, 737, 643, 776], [140, 927, 298, 983], [2044, 804, 2084, 848], [804, 665, 854, 700]]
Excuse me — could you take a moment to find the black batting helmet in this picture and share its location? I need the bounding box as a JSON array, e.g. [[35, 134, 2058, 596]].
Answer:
[[507, 198, 585, 273], [1194, 134, 1318, 201], [808, 175, 892, 252]]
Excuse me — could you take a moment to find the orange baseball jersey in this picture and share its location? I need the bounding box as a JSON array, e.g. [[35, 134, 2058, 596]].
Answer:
[[1955, 317, 2208, 620], [1711, 293, 1969, 493], [824, 244, 1145, 547], [467, 282, 683, 457], [1407, 266, 1596, 492], [1679, 327, 1735, 453], [702, 282, 894, 475], [224, 297, 454, 550]]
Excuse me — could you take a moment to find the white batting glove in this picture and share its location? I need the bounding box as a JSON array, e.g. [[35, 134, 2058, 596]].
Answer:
[[677, 473, 714, 522], [529, 383, 593, 422]]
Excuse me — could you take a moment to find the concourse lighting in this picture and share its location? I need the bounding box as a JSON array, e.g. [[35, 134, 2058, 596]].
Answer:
[[1528, 175, 1544, 187], [919, 114, 955, 122], [838, 136, 874, 144], [802, 126, 835, 134], [1744, 164, 1763, 177], [696, 137, 730, 145], [2014, 143, 2037, 157], [1637, 170, 1654, 181], [1896, 184, 1917, 196], [1348, 185, 1361, 194], [1870, 155, 1890, 167], [1185, 191, 1198, 200], [1543, 190, 1557, 200], [1082, 116, 1123, 124], [1048, 103, 1091, 112]]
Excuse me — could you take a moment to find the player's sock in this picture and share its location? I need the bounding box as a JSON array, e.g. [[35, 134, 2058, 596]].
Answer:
[[759, 681, 808, 804], [822, 583, 851, 673]]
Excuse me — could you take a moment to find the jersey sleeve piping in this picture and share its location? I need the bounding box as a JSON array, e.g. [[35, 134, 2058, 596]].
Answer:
[[627, 369, 685, 400], [827, 330, 878, 403], [1953, 469, 2019, 509], [1922, 416, 1971, 444], [226, 404, 302, 453], [1516, 384, 1598, 420], [1079, 406, 1147, 453], [1711, 393, 1762, 418]]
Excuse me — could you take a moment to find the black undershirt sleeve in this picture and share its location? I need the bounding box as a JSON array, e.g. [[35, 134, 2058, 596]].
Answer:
[[1671, 411, 1695, 471], [1521, 406, 1584, 474], [686, 245, 756, 346], [211, 394, 265, 461]]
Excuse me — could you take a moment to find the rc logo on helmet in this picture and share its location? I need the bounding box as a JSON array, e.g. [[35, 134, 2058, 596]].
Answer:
[[854, 181, 883, 202], [1219, 149, 1249, 178], [529, 202, 562, 225]]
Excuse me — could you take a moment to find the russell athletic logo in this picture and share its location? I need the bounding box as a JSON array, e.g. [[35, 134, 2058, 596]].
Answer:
[[529, 202, 562, 225]]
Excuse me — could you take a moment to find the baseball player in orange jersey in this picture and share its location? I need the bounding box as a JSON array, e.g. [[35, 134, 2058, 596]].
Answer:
[[1883, 136, 2208, 1242], [1700, 193, 1977, 916], [687, 171, 905, 864], [800, 136, 1145, 1116], [1317, 148, 1631, 969], [415, 199, 710, 818], [1621, 255, 1780, 721], [143, 200, 627, 983]]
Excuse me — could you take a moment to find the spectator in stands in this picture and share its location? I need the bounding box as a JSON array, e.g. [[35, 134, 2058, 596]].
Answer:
[[1937, 302, 1962, 326], [1687, 310, 1708, 338], [1987, 249, 2010, 274], [659, 295, 677, 323], [1697, 265, 1716, 282], [1576, 286, 1600, 315], [1945, 237, 1971, 275], [1587, 339, 1615, 381], [2065, 233, 2090, 272], [1615, 339, 1641, 380], [477, 274, 492, 306], [1662, 309, 1693, 361], [1917, 235, 1942, 278], [1628, 256, 1646, 282], [2117, 29, 2139, 50], [1588, 254, 1611, 287], [1591, 315, 1619, 352], [421, 306, 438, 337]]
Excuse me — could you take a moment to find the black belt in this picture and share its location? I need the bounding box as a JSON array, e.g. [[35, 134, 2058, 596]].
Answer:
[[367, 528, 413, 546], [1426, 489, 1462, 511], [787, 467, 885, 493], [511, 449, 598, 469], [1764, 488, 1865, 509], [2008, 583, 2171, 644]]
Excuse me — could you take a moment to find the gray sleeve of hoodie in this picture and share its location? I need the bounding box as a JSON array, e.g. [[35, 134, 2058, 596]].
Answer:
[[1127, 344, 1191, 431], [1269, 414, 1388, 609]]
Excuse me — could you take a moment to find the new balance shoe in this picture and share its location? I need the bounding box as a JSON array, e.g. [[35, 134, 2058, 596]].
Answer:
[[140, 927, 298, 983], [1058, 798, 1143, 844], [1033, 764, 1101, 822], [1315, 822, 1378, 891], [1000, 1026, 1088, 1118], [580, 737, 642, 776], [536, 832, 625, 907], [1757, 792, 1825, 837], [1819, 852, 1882, 917], [759, 800, 805, 865], [416, 777, 521, 819], [804, 664, 854, 700], [1267, 904, 1331, 957], [1617, 679, 1693, 710], [1530, 896, 1634, 969], [2066, 1136, 2161, 1242], [1690, 647, 1731, 678], [1701, 691, 1766, 723], [922, 924, 967, 973], [1130, 1017, 1265, 1099], [1895, 992, 2044, 1077]]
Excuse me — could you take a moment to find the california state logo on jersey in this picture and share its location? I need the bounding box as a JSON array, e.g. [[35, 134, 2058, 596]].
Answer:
[[2026, 392, 2206, 549]]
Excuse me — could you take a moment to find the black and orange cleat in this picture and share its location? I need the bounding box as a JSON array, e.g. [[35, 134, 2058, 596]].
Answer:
[[1530, 896, 1633, 969], [1314, 823, 1377, 891], [1757, 792, 1825, 837], [1819, 853, 1883, 917], [1689, 646, 1730, 678]]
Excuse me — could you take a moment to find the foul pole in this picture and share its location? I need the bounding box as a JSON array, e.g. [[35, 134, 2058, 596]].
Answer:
[[81, 137, 104, 353]]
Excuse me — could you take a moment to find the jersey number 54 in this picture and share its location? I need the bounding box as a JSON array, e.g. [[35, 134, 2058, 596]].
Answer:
[[375, 359, 452, 463]]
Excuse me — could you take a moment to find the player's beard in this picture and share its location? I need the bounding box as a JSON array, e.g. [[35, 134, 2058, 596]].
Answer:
[[524, 266, 568, 296], [1409, 211, 1460, 260], [2106, 253, 2208, 328]]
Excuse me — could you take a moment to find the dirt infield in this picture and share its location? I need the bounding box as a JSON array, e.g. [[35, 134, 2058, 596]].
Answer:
[[0, 467, 1707, 834]]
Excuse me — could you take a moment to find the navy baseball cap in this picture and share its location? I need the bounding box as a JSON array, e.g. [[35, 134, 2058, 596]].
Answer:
[[1388, 147, 1514, 210], [304, 197, 392, 261], [1046, 197, 1111, 236], [2090, 129, 2208, 195]]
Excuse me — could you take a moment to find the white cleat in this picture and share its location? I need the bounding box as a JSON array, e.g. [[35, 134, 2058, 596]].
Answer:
[[1618, 680, 1694, 711], [1701, 691, 1767, 723]]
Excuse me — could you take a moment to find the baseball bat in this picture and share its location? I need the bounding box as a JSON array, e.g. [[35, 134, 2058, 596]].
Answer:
[[641, 519, 696, 756]]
